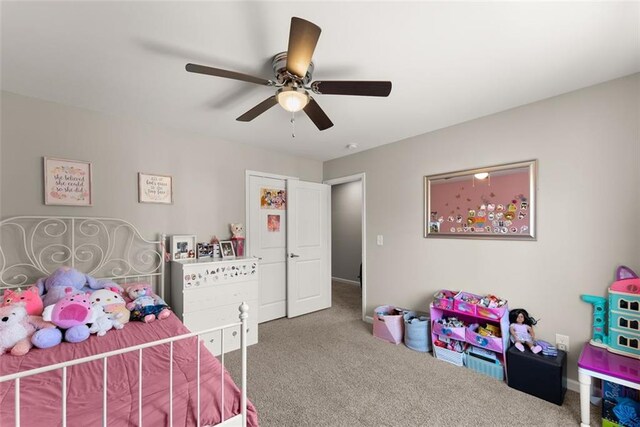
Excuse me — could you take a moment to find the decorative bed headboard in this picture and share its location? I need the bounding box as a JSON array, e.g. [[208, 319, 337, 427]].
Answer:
[[0, 216, 166, 297]]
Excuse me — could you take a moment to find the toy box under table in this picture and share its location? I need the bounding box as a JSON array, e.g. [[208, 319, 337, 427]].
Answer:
[[507, 345, 567, 405], [601, 381, 640, 427]]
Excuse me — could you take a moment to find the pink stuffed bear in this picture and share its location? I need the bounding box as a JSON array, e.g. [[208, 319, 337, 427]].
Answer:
[[2, 286, 44, 316], [0, 304, 53, 356], [125, 283, 171, 323]]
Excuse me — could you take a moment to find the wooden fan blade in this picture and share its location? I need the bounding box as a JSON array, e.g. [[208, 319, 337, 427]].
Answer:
[[286, 17, 321, 78], [236, 96, 278, 122], [303, 98, 333, 131], [311, 80, 392, 97], [186, 63, 271, 86]]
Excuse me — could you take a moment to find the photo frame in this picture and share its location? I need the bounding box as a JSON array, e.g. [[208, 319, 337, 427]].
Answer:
[[43, 157, 93, 206], [138, 172, 173, 204], [170, 235, 197, 260], [196, 242, 214, 259], [424, 160, 537, 240], [219, 240, 236, 259]]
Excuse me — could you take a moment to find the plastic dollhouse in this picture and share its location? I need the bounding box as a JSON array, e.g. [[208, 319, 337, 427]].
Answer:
[[581, 266, 640, 359]]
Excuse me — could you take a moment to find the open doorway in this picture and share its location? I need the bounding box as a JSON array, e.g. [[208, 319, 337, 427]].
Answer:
[[324, 173, 366, 321]]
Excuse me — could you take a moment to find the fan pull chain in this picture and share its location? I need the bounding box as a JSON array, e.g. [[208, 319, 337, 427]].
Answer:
[[291, 112, 296, 138]]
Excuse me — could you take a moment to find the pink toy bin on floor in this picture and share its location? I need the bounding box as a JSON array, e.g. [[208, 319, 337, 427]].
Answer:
[[373, 305, 404, 344]]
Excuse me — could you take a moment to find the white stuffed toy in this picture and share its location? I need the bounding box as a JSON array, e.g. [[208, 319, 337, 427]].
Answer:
[[90, 287, 130, 329], [88, 305, 114, 337], [0, 303, 53, 356], [230, 223, 245, 239], [230, 223, 245, 256]]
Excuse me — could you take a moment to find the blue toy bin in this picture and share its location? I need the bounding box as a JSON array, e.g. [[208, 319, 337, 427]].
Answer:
[[403, 311, 431, 352]]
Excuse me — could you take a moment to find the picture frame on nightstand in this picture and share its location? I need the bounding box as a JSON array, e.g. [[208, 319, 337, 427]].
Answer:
[[220, 240, 235, 259], [196, 242, 214, 259], [170, 235, 196, 260]]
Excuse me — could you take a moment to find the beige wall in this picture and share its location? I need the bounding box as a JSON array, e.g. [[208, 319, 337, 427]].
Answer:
[[1, 91, 322, 241], [3, 74, 638, 381], [324, 74, 640, 379], [331, 181, 362, 282]]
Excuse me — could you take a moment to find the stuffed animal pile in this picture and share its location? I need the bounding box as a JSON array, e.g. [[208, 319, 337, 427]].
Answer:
[[0, 267, 171, 356]]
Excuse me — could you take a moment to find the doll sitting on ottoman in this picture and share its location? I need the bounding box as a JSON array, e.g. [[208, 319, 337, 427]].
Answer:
[[509, 308, 542, 354]]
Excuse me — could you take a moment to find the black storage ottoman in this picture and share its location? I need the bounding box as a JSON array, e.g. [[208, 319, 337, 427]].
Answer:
[[507, 346, 567, 405]]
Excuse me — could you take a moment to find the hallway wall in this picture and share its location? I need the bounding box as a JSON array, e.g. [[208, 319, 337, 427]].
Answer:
[[331, 181, 362, 282]]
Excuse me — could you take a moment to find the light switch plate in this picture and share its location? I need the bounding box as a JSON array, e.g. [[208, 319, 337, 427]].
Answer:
[[556, 334, 570, 352]]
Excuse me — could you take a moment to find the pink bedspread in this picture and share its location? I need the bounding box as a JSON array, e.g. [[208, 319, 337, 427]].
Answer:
[[0, 314, 258, 426]]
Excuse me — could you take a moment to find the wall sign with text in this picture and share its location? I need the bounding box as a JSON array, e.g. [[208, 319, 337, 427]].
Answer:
[[43, 157, 93, 206], [138, 173, 173, 204]]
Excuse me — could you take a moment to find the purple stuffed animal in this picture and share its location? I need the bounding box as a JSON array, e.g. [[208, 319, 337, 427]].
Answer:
[[36, 267, 107, 307]]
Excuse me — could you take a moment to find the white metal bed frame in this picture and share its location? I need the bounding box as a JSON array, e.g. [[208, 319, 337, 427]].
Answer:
[[0, 216, 249, 427]]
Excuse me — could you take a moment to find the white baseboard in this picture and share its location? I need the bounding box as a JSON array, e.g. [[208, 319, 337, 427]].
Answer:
[[567, 378, 579, 393], [332, 276, 360, 286], [364, 315, 373, 324]]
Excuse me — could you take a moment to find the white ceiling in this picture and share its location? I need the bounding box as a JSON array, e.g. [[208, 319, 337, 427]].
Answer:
[[2, 1, 639, 161]]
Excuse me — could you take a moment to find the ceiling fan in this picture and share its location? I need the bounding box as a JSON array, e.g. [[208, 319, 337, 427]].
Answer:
[[186, 17, 392, 131]]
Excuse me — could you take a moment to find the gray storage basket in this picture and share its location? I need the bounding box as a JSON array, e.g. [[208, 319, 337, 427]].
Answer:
[[403, 311, 431, 352]]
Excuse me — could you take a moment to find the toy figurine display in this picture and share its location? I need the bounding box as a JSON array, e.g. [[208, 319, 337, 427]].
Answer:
[[509, 308, 542, 354]]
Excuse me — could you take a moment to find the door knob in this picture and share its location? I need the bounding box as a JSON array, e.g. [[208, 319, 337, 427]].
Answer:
[[290, 253, 300, 258]]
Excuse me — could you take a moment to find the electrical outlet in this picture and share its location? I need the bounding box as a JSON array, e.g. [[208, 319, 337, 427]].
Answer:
[[376, 235, 384, 246], [556, 334, 570, 352]]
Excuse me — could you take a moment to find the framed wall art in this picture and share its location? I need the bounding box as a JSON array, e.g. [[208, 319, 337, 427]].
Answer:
[[424, 160, 537, 240], [138, 172, 173, 204], [170, 235, 197, 260], [43, 157, 92, 206]]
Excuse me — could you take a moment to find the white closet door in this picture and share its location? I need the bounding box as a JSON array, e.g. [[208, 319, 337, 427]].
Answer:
[[248, 176, 287, 323], [286, 180, 331, 318]]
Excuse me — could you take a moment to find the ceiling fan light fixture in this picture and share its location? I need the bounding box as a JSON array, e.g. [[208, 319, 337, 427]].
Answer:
[[276, 87, 309, 112]]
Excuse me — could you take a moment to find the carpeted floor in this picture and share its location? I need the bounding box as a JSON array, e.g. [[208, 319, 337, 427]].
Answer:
[[227, 281, 600, 426]]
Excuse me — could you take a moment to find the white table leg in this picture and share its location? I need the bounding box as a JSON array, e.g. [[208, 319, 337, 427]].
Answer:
[[579, 370, 592, 427]]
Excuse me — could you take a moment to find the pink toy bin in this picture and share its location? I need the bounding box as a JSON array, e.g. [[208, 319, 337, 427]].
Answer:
[[432, 321, 466, 342], [465, 328, 503, 352], [476, 304, 508, 321], [433, 290, 458, 311], [373, 305, 404, 344], [454, 292, 481, 316]]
